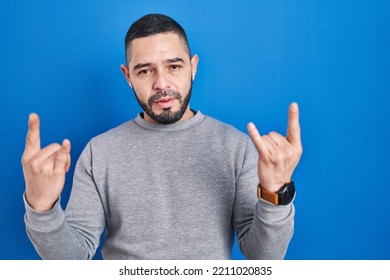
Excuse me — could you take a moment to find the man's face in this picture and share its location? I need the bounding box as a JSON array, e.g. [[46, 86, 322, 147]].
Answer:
[[121, 33, 199, 124]]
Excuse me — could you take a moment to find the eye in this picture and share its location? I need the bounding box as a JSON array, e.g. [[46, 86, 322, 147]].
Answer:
[[138, 69, 153, 75], [170, 64, 181, 70]]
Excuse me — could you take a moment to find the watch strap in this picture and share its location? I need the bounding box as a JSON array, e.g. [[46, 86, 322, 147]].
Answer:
[[257, 183, 279, 204]]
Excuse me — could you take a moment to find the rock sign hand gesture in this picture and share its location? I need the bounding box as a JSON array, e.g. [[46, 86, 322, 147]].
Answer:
[[247, 102, 303, 193], [21, 113, 71, 212]]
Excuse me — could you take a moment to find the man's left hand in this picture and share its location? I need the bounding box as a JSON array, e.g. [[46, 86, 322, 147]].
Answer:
[[247, 102, 303, 193]]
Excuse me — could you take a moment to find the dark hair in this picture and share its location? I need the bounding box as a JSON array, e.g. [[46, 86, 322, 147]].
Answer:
[[125, 14, 191, 64]]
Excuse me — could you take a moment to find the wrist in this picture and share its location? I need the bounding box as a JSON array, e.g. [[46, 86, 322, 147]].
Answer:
[[259, 175, 293, 192], [25, 192, 56, 212], [259, 182, 288, 193], [257, 181, 295, 205]]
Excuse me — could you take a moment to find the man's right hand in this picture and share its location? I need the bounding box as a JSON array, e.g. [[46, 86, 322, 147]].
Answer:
[[21, 113, 71, 212]]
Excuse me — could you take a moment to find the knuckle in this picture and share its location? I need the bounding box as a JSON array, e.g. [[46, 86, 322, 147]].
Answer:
[[21, 155, 28, 165], [293, 127, 301, 135], [30, 159, 41, 172], [272, 152, 284, 162], [268, 131, 279, 138], [52, 169, 61, 177], [26, 135, 34, 145], [287, 149, 294, 158], [50, 143, 61, 150], [56, 152, 67, 162]]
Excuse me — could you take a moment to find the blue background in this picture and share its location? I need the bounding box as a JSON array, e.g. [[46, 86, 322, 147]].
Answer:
[[1, 0, 389, 260]]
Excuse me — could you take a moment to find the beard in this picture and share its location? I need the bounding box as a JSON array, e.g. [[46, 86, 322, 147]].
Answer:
[[134, 83, 192, 125]]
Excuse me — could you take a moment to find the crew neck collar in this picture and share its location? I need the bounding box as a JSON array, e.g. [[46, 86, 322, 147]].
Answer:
[[134, 110, 205, 132]]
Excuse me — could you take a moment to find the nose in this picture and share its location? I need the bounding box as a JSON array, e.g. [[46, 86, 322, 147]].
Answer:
[[153, 71, 171, 91]]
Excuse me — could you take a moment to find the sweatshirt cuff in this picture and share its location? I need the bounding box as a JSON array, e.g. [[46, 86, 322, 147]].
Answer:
[[257, 194, 295, 223], [23, 192, 65, 232]]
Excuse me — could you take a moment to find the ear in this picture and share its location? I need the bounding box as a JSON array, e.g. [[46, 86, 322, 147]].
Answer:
[[190, 54, 199, 81], [120, 64, 133, 89]]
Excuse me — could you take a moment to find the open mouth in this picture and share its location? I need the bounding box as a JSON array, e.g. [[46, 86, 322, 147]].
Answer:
[[155, 98, 176, 109]]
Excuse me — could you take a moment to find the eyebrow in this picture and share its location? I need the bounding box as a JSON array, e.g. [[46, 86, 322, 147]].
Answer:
[[164, 57, 185, 64], [132, 57, 185, 71], [133, 63, 153, 71]]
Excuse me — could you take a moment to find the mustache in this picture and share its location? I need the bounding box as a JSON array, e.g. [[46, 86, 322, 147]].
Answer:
[[148, 90, 182, 106]]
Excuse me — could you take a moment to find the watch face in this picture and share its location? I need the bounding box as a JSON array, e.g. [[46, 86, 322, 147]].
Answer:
[[280, 183, 295, 205]]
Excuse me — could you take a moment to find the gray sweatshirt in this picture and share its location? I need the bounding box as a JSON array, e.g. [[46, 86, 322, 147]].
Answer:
[[24, 111, 294, 259]]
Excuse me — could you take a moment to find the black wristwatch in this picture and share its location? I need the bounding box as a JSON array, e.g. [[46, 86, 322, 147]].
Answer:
[[257, 181, 295, 205]]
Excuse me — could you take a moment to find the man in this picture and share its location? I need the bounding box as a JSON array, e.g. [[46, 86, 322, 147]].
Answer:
[[22, 14, 302, 259]]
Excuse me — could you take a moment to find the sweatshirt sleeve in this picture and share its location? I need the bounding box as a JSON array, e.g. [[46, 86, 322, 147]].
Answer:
[[24, 142, 106, 259], [232, 137, 295, 260]]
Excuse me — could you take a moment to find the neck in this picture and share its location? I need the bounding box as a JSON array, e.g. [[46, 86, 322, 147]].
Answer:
[[180, 106, 195, 121]]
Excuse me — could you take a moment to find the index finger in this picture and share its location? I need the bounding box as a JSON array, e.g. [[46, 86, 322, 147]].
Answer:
[[286, 102, 301, 147], [23, 113, 41, 160]]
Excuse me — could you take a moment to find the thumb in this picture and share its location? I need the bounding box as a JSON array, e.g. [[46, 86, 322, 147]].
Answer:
[[53, 139, 71, 175]]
